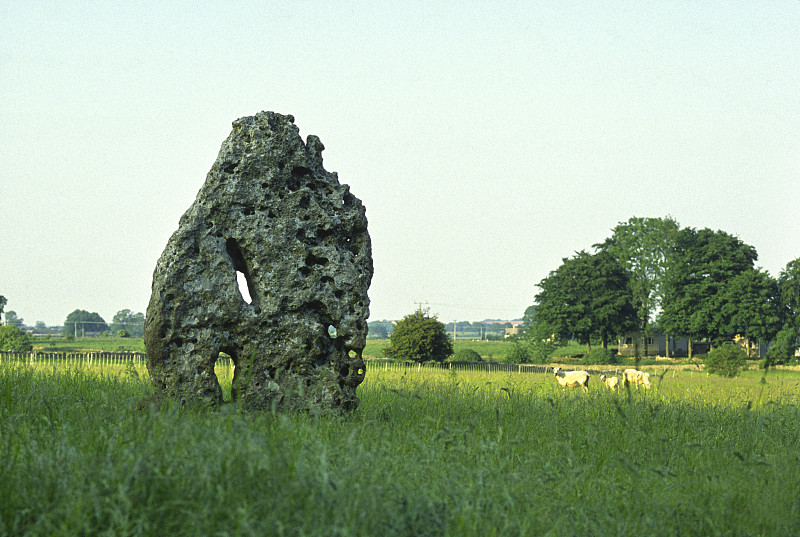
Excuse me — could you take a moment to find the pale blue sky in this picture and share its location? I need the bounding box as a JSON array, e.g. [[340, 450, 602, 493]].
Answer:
[[2, 1, 799, 327]]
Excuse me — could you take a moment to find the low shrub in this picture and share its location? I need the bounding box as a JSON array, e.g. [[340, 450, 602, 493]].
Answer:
[[704, 345, 747, 377], [453, 348, 482, 362], [504, 342, 530, 364], [582, 347, 618, 365]]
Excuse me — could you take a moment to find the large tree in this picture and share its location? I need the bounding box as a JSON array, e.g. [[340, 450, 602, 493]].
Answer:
[[768, 258, 800, 362], [660, 228, 758, 346], [534, 250, 638, 351], [594, 216, 680, 354], [384, 308, 453, 363], [63, 310, 109, 337], [3, 310, 24, 329], [714, 268, 782, 356], [109, 309, 146, 338], [778, 258, 800, 332], [0, 295, 6, 318]]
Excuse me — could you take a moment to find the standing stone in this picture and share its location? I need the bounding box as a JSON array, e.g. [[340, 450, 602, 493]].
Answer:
[[144, 112, 372, 413]]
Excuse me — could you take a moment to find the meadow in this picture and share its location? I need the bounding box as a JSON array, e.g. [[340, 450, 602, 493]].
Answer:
[[2, 357, 800, 536]]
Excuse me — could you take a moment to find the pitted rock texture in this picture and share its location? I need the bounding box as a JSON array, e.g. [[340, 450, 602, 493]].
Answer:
[[144, 111, 372, 413]]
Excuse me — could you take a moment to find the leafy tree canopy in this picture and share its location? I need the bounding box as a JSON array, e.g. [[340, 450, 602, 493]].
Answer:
[[109, 309, 145, 338], [660, 228, 758, 342], [714, 268, 782, 348], [534, 250, 638, 350], [63, 310, 109, 337], [595, 216, 680, 330], [0, 295, 6, 318], [0, 325, 32, 352], [384, 309, 453, 363], [3, 310, 24, 329], [778, 257, 800, 330]]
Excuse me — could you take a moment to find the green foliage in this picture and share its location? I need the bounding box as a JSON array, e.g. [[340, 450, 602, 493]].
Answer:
[[117, 329, 130, 338], [453, 348, 482, 362], [704, 344, 748, 377], [595, 216, 680, 333], [535, 250, 638, 349], [384, 309, 453, 363], [582, 347, 618, 365], [0, 325, 33, 351], [63, 309, 109, 336], [367, 322, 389, 339], [505, 342, 529, 364], [715, 268, 781, 347], [3, 310, 24, 328], [520, 310, 561, 364], [0, 294, 6, 317], [762, 326, 798, 367], [778, 257, 800, 323], [660, 228, 758, 343], [109, 309, 145, 338]]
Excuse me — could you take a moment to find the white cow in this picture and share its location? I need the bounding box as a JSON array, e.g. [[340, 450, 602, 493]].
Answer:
[[622, 369, 651, 389], [599, 374, 619, 391], [553, 367, 590, 392]]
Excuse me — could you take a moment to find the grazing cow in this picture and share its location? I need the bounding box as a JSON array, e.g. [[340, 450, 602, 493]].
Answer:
[[599, 374, 619, 391], [622, 369, 651, 389], [553, 367, 590, 392]]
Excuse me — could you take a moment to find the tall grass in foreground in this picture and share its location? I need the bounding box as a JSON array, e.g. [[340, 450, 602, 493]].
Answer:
[[1, 362, 800, 536]]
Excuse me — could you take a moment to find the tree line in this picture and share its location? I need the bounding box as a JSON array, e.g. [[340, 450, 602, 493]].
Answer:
[[522, 216, 799, 364], [0, 300, 147, 351]]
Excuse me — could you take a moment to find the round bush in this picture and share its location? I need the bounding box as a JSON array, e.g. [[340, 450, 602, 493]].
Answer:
[[384, 310, 453, 363], [453, 348, 482, 362], [0, 325, 32, 351], [704, 344, 747, 377], [582, 347, 618, 365]]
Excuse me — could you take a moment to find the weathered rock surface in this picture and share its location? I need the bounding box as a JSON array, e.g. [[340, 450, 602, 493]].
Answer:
[[144, 111, 372, 412]]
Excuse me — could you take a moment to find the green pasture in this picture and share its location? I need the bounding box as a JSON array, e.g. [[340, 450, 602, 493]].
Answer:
[[363, 338, 598, 362], [36, 336, 629, 364], [2, 358, 800, 536], [30, 335, 146, 353]]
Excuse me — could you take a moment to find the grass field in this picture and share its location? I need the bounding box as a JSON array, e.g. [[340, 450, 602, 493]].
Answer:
[[2, 356, 800, 536], [30, 335, 146, 353], [364, 338, 606, 362], [35, 336, 632, 364]]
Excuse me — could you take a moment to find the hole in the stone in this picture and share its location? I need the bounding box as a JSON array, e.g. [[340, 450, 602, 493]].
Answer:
[[226, 238, 256, 306], [291, 166, 312, 180], [236, 271, 252, 304], [299, 266, 311, 277], [305, 253, 329, 266], [328, 325, 338, 339]]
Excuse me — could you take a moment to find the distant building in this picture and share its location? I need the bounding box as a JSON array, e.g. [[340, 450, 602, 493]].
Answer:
[[617, 332, 767, 358]]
